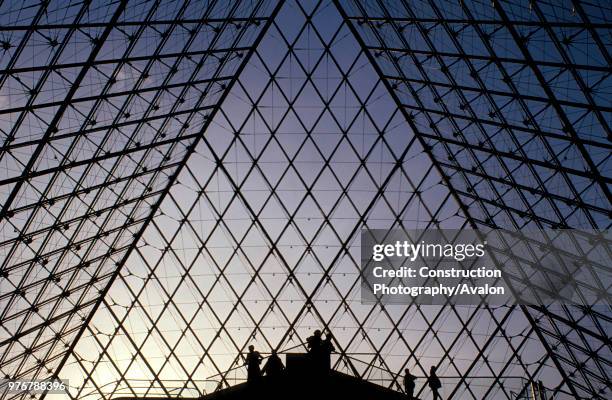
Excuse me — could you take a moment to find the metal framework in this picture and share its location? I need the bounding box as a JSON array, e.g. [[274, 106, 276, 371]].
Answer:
[[337, 1, 610, 399], [0, 1, 609, 400]]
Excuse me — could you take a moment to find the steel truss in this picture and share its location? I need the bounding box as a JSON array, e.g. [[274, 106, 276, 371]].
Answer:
[[337, 0, 610, 398], [0, 1, 609, 400]]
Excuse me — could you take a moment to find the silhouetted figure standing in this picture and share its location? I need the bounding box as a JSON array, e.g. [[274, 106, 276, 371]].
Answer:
[[306, 329, 324, 374], [403, 368, 416, 399], [306, 329, 323, 355], [245, 345, 263, 383], [262, 350, 284, 378], [427, 366, 442, 400], [321, 333, 335, 371]]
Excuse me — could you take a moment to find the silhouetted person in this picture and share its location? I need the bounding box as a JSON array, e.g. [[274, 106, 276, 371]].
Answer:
[[262, 350, 284, 378], [306, 329, 324, 373], [245, 345, 262, 383], [306, 329, 323, 355], [321, 333, 335, 371], [427, 366, 441, 400], [403, 368, 416, 399]]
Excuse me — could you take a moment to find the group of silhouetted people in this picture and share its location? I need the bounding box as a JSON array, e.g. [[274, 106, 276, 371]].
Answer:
[[246, 333, 443, 399], [306, 329, 335, 372], [245, 329, 336, 383], [245, 345, 285, 383], [404, 365, 442, 400]]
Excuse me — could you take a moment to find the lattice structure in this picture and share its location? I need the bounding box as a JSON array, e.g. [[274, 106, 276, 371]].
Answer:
[[337, 1, 610, 398], [0, 1, 609, 400], [0, 0, 278, 397]]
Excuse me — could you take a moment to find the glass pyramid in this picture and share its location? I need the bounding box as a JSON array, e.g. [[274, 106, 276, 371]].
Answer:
[[0, 1, 609, 400]]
